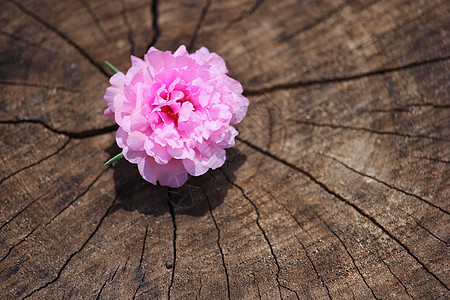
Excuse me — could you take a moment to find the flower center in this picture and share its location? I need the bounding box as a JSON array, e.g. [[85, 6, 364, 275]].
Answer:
[[161, 105, 179, 125]]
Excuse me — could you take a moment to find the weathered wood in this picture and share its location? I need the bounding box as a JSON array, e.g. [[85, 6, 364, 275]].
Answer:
[[0, 0, 448, 299]]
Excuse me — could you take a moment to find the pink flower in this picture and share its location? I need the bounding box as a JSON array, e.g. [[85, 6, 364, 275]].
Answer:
[[104, 45, 248, 187]]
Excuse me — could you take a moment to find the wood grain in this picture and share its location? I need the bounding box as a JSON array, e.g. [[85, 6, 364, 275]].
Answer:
[[0, 0, 448, 298]]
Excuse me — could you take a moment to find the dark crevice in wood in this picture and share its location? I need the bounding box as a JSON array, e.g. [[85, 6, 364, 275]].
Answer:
[[0, 119, 118, 139], [364, 103, 450, 114], [203, 190, 231, 300], [226, 0, 266, 29], [401, 210, 449, 247], [147, 0, 160, 49], [133, 225, 149, 299], [196, 278, 202, 300], [44, 168, 110, 228], [342, 0, 444, 60], [255, 275, 262, 300], [95, 264, 120, 299], [187, 0, 211, 52], [122, 258, 130, 275], [224, 174, 299, 300], [294, 236, 333, 300], [22, 189, 120, 299], [406, 103, 450, 109], [265, 193, 313, 240], [291, 119, 449, 142], [415, 221, 448, 247], [237, 137, 449, 290], [6, 0, 109, 77], [0, 30, 58, 54], [118, 0, 135, 56], [243, 55, 450, 96], [0, 224, 39, 264], [0, 80, 78, 93], [0, 189, 52, 232], [282, 0, 351, 40], [315, 212, 379, 300], [412, 156, 450, 164], [111, 264, 120, 281], [348, 282, 356, 300], [95, 276, 109, 300], [281, 285, 301, 300], [166, 197, 177, 300], [320, 153, 449, 215], [77, 0, 109, 41], [266, 107, 274, 151], [266, 190, 332, 299], [363, 108, 411, 114], [263, 189, 332, 298], [0, 139, 71, 186], [381, 259, 414, 299]]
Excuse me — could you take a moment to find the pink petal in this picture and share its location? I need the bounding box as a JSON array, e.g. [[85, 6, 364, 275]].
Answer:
[[157, 159, 188, 187], [127, 131, 146, 151], [178, 102, 194, 122], [182, 158, 209, 176], [130, 111, 149, 131], [123, 147, 146, 164], [116, 127, 128, 148], [139, 157, 188, 188]]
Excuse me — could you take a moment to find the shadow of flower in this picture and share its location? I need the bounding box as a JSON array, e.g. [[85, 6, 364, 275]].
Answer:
[[106, 143, 246, 217]]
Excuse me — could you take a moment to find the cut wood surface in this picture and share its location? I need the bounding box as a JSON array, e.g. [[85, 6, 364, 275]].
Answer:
[[0, 0, 449, 298]]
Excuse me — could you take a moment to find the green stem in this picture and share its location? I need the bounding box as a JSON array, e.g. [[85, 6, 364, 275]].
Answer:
[[104, 61, 120, 74], [104, 152, 124, 166]]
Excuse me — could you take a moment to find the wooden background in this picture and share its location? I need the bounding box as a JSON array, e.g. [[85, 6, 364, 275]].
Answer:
[[1, 0, 449, 298]]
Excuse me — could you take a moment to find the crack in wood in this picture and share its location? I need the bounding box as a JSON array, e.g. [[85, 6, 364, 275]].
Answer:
[[315, 212, 379, 299], [166, 195, 177, 300], [243, 56, 450, 96], [118, 0, 135, 56], [188, 0, 212, 52], [95, 276, 109, 300], [196, 277, 202, 300], [0, 139, 71, 186], [380, 259, 414, 299], [401, 209, 449, 247], [0, 119, 117, 139], [412, 156, 450, 164], [44, 168, 110, 228], [0, 224, 39, 264], [95, 264, 121, 299], [77, 0, 109, 42], [226, 0, 266, 29], [0, 189, 52, 232], [363, 103, 450, 114], [237, 137, 450, 290], [0, 80, 78, 93], [133, 225, 149, 299], [264, 189, 332, 299], [319, 153, 449, 215], [224, 174, 299, 300], [414, 221, 449, 247], [294, 236, 333, 299], [147, 0, 160, 49], [254, 274, 262, 300], [22, 188, 121, 299], [0, 30, 59, 54], [111, 264, 120, 281], [291, 119, 449, 142], [282, 0, 352, 41], [5, 0, 109, 77], [347, 0, 445, 57], [202, 189, 231, 300]]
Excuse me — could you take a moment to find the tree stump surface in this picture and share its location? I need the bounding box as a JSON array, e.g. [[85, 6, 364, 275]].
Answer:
[[1, 0, 449, 298]]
